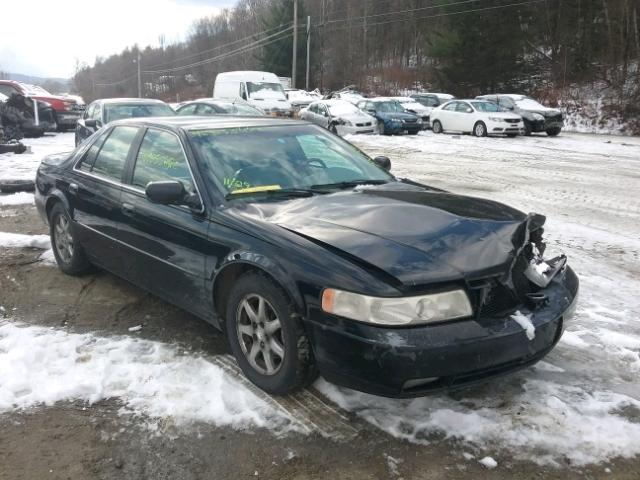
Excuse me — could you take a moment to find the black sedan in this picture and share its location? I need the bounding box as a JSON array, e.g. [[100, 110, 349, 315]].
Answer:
[[75, 98, 175, 146], [35, 117, 578, 397]]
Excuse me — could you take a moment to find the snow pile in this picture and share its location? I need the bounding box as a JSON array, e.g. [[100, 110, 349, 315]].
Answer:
[[511, 310, 536, 340], [0, 232, 50, 249], [478, 456, 498, 469], [0, 132, 74, 181], [0, 192, 34, 206], [317, 377, 640, 466], [0, 321, 296, 433], [38, 249, 56, 265]]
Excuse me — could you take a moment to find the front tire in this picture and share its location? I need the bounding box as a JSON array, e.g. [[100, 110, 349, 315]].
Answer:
[[378, 121, 388, 135], [432, 120, 443, 134], [329, 123, 338, 135], [546, 127, 561, 136], [49, 203, 92, 275], [225, 272, 317, 395], [473, 121, 487, 137]]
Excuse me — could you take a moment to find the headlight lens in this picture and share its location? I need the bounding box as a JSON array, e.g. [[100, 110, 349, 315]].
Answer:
[[390, 117, 402, 122], [321, 288, 473, 325], [488, 116, 503, 122], [532, 113, 545, 121], [63, 101, 75, 111]]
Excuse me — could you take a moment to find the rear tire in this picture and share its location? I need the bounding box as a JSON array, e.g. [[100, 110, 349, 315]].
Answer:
[[225, 272, 317, 395], [473, 121, 487, 137], [432, 120, 443, 134], [49, 203, 93, 275]]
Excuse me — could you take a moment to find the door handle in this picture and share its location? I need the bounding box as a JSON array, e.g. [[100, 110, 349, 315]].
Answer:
[[121, 202, 135, 214], [69, 183, 78, 194]]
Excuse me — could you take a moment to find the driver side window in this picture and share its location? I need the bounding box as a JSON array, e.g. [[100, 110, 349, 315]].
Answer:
[[131, 128, 195, 193]]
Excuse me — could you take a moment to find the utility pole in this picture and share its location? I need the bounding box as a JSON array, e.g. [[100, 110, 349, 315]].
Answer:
[[305, 16, 311, 90], [292, 0, 298, 89], [137, 50, 142, 98], [320, 0, 325, 90]]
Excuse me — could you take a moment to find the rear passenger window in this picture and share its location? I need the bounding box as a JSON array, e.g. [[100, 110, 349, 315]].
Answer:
[[91, 126, 138, 181], [132, 129, 194, 193]]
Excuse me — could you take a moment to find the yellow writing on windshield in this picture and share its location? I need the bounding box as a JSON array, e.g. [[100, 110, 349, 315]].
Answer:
[[231, 185, 282, 194]]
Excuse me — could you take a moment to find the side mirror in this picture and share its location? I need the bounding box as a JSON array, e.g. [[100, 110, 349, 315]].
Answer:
[[146, 180, 187, 205], [367, 109, 376, 115], [85, 119, 98, 128], [465, 108, 473, 113], [373, 156, 391, 171]]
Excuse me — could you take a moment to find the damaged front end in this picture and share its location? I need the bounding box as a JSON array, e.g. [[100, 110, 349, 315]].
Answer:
[[468, 213, 573, 320]]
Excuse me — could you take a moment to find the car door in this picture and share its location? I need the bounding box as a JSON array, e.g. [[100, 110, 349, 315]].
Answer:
[[437, 101, 458, 130], [455, 101, 475, 132], [69, 125, 141, 275], [317, 104, 331, 128], [118, 126, 210, 318]]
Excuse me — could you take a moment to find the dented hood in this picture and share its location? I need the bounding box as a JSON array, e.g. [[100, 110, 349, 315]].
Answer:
[[231, 183, 533, 286]]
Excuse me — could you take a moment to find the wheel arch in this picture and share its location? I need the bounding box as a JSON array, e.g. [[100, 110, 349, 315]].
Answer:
[[44, 190, 71, 221], [212, 256, 306, 328]]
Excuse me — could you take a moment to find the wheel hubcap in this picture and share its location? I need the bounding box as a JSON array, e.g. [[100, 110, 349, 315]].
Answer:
[[54, 214, 74, 263], [236, 294, 284, 376], [476, 124, 484, 136]]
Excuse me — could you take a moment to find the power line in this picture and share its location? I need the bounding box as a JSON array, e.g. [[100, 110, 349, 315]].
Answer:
[[146, 21, 294, 70], [323, 0, 483, 25], [142, 26, 294, 74], [320, 0, 551, 30], [95, 72, 138, 87]]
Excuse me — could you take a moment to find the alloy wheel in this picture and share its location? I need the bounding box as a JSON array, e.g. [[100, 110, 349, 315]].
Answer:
[[474, 122, 486, 137], [236, 294, 285, 375], [54, 214, 74, 264]]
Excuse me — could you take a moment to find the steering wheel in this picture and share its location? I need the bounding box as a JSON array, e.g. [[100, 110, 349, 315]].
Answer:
[[304, 157, 327, 169]]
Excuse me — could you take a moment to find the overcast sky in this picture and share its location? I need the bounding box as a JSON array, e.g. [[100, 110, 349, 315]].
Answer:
[[0, 0, 234, 79]]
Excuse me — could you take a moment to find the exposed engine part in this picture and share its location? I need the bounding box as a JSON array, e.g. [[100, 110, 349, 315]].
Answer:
[[0, 93, 56, 139]]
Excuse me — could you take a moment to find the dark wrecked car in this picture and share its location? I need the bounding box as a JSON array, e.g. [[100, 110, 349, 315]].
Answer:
[[0, 91, 57, 138], [476, 94, 564, 136], [34, 117, 578, 398]]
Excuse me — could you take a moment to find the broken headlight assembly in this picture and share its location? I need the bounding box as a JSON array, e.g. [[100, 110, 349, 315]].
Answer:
[[321, 288, 473, 326]]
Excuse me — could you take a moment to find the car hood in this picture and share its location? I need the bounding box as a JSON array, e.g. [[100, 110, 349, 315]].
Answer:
[[229, 183, 535, 286], [335, 112, 375, 123], [377, 111, 418, 120]]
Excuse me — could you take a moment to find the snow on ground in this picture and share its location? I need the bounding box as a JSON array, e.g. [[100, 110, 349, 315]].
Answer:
[[0, 192, 34, 206], [0, 133, 74, 182], [2, 129, 640, 466], [317, 131, 640, 466], [0, 232, 50, 249], [0, 321, 297, 434]]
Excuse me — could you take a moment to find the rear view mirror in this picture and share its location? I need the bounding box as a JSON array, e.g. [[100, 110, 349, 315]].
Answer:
[[146, 180, 186, 205], [373, 156, 391, 171]]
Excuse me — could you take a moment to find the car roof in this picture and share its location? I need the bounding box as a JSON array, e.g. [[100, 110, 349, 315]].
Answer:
[[478, 94, 527, 100], [98, 98, 168, 105], [110, 116, 305, 131], [314, 99, 356, 106], [366, 97, 401, 103]]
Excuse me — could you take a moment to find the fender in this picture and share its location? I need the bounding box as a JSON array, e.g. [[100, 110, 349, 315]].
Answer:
[[210, 249, 306, 322], [43, 188, 72, 222]]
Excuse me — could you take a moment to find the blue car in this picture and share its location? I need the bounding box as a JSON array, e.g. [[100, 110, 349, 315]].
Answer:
[[357, 98, 423, 135]]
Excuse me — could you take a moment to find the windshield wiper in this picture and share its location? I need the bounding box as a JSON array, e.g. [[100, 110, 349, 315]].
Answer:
[[310, 179, 389, 190], [225, 188, 318, 200]]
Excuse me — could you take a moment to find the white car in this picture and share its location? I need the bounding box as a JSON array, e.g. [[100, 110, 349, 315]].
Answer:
[[300, 99, 376, 136], [430, 99, 525, 137]]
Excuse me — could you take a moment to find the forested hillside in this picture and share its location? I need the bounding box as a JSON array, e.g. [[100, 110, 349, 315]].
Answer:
[[73, 0, 639, 132]]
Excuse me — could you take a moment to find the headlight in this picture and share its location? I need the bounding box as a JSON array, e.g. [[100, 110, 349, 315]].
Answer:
[[390, 117, 403, 122], [416, 118, 423, 124], [340, 119, 352, 126], [532, 113, 545, 121], [62, 101, 75, 111], [321, 288, 473, 326], [488, 116, 503, 122]]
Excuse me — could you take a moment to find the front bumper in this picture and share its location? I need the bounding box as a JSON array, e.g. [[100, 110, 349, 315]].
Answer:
[[55, 111, 81, 127], [336, 124, 376, 136], [306, 266, 578, 397], [487, 119, 525, 135]]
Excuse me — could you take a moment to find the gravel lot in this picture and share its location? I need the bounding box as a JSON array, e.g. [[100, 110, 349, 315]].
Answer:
[[1, 130, 639, 479]]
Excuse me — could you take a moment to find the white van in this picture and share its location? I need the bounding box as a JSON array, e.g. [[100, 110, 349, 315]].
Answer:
[[213, 71, 293, 117]]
